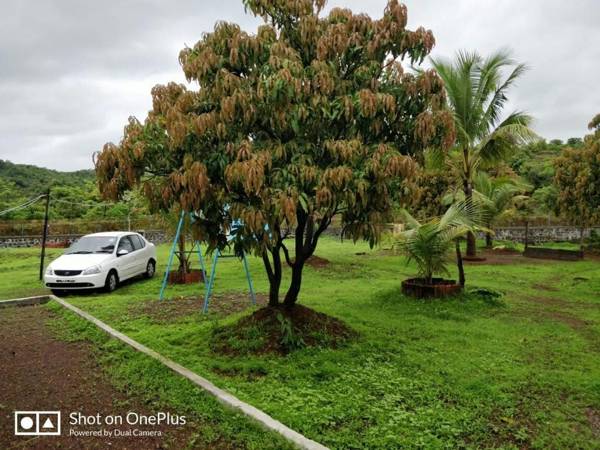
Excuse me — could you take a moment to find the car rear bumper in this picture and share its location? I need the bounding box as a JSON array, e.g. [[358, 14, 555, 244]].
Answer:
[[44, 272, 106, 289]]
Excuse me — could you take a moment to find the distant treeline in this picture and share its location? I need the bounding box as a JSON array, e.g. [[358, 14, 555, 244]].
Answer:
[[0, 135, 584, 223], [0, 159, 149, 220]]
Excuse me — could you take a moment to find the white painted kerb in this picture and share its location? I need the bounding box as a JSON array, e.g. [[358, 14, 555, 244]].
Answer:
[[49, 295, 328, 450]]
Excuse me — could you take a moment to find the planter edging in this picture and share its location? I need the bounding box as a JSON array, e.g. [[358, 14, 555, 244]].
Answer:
[[401, 278, 463, 298]]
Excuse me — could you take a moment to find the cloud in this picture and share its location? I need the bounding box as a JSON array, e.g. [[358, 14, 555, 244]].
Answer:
[[1, 0, 598, 170]]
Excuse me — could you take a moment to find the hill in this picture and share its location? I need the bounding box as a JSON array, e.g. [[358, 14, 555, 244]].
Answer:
[[0, 160, 95, 198], [0, 160, 146, 221]]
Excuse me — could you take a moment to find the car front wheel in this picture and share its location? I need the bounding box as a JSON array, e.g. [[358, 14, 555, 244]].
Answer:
[[104, 271, 118, 293], [145, 260, 156, 279]]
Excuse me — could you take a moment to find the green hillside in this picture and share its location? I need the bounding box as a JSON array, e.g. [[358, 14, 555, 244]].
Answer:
[[0, 159, 95, 197], [0, 160, 146, 221]]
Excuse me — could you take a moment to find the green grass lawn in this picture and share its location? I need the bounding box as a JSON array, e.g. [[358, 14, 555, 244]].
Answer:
[[1, 238, 599, 449]]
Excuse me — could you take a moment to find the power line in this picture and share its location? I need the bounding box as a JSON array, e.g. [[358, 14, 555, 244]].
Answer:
[[50, 197, 109, 208], [49, 196, 125, 208], [0, 194, 46, 216], [1, 192, 131, 217]]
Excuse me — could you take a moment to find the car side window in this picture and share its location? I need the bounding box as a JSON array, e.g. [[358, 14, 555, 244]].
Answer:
[[132, 235, 145, 250], [117, 236, 134, 253]]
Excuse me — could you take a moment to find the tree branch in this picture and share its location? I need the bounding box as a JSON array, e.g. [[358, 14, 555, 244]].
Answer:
[[309, 214, 332, 255], [302, 215, 315, 256], [262, 251, 274, 282], [280, 241, 293, 267], [294, 209, 308, 265]]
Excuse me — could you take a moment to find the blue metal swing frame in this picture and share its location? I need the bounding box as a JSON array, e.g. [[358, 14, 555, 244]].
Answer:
[[158, 210, 256, 314], [202, 247, 256, 314]]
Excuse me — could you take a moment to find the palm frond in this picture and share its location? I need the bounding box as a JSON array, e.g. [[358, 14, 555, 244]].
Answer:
[[475, 111, 537, 167], [432, 48, 535, 171], [397, 199, 486, 281], [482, 62, 528, 128], [423, 147, 447, 171], [398, 208, 421, 230], [431, 51, 482, 147]]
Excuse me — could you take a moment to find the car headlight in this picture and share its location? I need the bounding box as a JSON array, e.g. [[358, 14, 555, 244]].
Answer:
[[82, 265, 102, 275], [45, 267, 54, 276]]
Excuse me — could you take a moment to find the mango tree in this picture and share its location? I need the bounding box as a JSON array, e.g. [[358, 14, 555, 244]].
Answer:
[[554, 114, 600, 247], [95, 0, 454, 307]]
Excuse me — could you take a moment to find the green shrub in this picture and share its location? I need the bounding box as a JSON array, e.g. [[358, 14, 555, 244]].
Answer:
[[276, 312, 305, 352]]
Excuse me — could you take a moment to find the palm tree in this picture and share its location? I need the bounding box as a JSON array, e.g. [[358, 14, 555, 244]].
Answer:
[[398, 200, 487, 287], [431, 49, 536, 257], [473, 173, 530, 247], [444, 172, 530, 248]]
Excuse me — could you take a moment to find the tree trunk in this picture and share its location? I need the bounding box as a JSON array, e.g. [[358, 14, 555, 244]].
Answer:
[[262, 247, 282, 307], [463, 171, 477, 258], [177, 233, 189, 274], [466, 232, 477, 257], [268, 275, 281, 307], [580, 224, 586, 251], [279, 211, 331, 308], [283, 261, 304, 308], [455, 239, 465, 287], [485, 232, 493, 249]]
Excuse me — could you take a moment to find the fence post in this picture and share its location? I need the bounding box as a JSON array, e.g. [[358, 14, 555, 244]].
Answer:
[[39, 189, 51, 281]]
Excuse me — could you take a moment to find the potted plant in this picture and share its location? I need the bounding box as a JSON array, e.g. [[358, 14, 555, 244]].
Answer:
[[397, 201, 486, 298]]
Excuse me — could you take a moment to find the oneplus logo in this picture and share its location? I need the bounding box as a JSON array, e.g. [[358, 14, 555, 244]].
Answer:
[[14, 411, 61, 436]]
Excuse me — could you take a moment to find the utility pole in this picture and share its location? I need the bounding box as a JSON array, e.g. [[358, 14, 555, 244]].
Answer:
[[39, 189, 51, 281]]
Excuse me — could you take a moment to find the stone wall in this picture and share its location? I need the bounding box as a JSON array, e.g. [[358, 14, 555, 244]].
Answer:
[[0, 230, 168, 248], [488, 226, 599, 244], [2, 225, 598, 248]]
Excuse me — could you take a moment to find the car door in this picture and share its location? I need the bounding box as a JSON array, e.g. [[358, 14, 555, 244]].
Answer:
[[115, 236, 136, 279], [130, 234, 147, 275]]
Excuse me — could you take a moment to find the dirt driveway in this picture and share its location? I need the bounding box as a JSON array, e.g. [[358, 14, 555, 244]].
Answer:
[[0, 305, 196, 449]]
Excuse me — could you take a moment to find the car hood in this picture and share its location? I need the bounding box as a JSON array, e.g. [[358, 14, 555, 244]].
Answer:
[[50, 253, 113, 270]]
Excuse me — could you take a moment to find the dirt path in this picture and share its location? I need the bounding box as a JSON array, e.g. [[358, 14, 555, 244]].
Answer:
[[0, 305, 197, 449]]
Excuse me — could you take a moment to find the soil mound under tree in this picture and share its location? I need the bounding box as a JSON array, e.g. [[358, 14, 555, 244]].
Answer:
[[210, 304, 356, 355]]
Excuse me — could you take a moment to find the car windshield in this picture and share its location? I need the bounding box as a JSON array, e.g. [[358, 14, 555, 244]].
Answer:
[[65, 236, 117, 254]]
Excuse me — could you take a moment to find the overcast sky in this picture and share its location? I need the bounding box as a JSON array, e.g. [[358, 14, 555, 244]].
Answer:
[[1, 0, 598, 171]]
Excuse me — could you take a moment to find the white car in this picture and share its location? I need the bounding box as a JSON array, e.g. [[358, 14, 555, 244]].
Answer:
[[44, 231, 157, 294]]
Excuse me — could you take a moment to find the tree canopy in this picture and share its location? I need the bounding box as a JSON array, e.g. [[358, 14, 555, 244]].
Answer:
[[95, 0, 454, 307], [554, 114, 600, 227]]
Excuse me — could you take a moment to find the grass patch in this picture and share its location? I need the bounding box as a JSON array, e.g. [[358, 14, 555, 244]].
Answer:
[[1, 237, 599, 448], [44, 301, 292, 449]]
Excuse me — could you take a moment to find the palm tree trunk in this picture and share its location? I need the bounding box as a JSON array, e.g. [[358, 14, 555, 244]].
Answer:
[[485, 220, 493, 248], [463, 174, 477, 257], [455, 239, 465, 287]]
